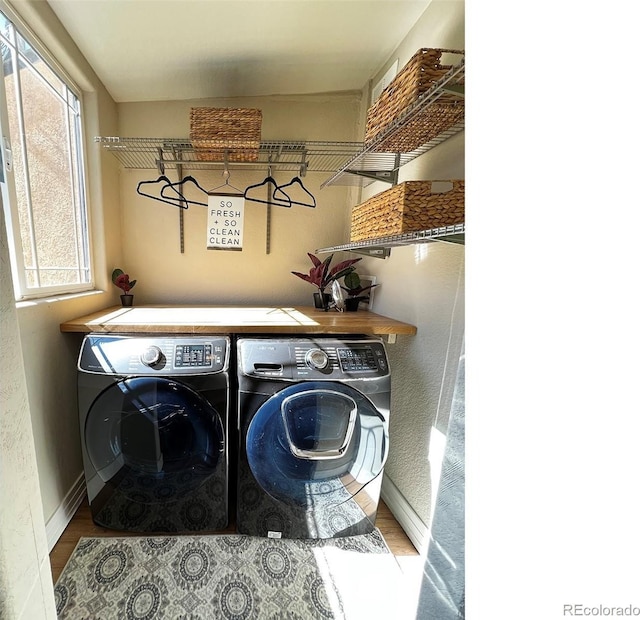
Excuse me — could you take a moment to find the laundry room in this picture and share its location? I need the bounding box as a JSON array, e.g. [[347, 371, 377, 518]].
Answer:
[[1, 1, 465, 618]]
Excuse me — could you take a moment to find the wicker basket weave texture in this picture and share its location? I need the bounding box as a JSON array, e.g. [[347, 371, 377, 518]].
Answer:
[[350, 180, 464, 242], [365, 48, 464, 152], [190, 107, 262, 161]]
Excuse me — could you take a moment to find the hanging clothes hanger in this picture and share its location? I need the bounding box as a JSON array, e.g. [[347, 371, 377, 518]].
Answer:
[[273, 176, 316, 208], [136, 175, 189, 209], [243, 156, 291, 207], [243, 175, 292, 208], [160, 175, 210, 207], [207, 169, 244, 197], [161, 159, 245, 206]]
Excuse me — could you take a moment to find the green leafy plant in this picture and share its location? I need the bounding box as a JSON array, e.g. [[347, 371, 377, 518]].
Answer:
[[342, 271, 378, 301], [291, 253, 361, 294], [111, 268, 137, 294]]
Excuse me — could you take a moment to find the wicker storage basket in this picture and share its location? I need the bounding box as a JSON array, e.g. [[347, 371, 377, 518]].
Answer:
[[365, 48, 464, 152], [190, 107, 262, 161], [350, 180, 464, 242]]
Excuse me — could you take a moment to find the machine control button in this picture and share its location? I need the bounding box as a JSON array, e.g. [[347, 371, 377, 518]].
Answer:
[[140, 345, 163, 367], [305, 348, 329, 370]]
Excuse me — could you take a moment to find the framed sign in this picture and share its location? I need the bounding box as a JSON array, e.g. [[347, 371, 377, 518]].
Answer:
[[207, 194, 245, 250], [359, 275, 377, 310]]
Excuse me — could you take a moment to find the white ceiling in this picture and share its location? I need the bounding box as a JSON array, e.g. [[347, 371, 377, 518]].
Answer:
[[46, 0, 432, 103]]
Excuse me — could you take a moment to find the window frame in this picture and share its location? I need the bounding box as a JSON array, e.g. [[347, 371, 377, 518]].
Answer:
[[0, 1, 93, 301]]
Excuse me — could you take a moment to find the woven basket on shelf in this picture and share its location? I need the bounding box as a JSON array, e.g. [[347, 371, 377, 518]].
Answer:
[[365, 48, 464, 152], [350, 180, 464, 242], [190, 107, 262, 161]]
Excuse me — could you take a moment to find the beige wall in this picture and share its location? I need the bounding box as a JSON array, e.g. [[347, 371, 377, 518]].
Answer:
[[118, 94, 362, 305], [356, 1, 465, 528]]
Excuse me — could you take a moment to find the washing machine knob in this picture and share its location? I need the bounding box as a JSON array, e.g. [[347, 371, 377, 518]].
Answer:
[[305, 348, 329, 370], [141, 345, 163, 367]]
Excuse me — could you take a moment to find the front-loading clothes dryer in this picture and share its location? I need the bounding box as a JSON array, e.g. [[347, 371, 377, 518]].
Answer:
[[77, 334, 231, 533], [236, 336, 390, 539]]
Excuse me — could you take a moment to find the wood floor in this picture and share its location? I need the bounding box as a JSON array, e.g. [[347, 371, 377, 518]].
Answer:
[[49, 498, 418, 583]]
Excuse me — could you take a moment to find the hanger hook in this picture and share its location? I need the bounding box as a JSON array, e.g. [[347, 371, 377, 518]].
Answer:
[[223, 149, 230, 182], [156, 147, 165, 175]]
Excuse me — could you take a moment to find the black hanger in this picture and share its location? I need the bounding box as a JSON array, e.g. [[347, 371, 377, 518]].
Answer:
[[160, 175, 210, 207], [243, 175, 292, 208], [274, 176, 316, 208], [136, 175, 189, 209]]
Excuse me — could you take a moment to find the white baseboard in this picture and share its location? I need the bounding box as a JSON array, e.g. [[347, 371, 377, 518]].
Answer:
[[45, 474, 86, 552], [381, 475, 429, 554]]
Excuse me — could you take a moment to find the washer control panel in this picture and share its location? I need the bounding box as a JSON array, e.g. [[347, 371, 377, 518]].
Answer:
[[79, 335, 229, 375], [337, 346, 384, 372], [174, 343, 214, 368], [239, 337, 389, 380]]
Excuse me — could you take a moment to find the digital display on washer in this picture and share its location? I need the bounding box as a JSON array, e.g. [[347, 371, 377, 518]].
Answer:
[[174, 343, 213, 367], [337, 347, 378, 372]]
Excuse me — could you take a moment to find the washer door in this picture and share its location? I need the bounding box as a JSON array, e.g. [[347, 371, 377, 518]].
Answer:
[[85, 377, 224, 501], [246, 381, 388, 507]]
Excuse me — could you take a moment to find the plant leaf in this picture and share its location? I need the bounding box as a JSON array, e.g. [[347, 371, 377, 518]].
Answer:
[[328, 257, 361, 278], [330, 265, 357, 282], [111, 268, 124, 283], [343, 272, 360, 289], [307, 253, 324, 268], [292, 271, 313, 284], [319, 256, 334, 287]]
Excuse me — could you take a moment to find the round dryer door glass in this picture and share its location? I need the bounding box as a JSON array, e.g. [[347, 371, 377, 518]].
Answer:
[[246, 381, 388, 507], [85, 377, 224, 501]]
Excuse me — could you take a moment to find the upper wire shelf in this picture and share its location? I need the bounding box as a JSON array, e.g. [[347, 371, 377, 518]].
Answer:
[[95, 137, 365, 175], [320, 55, 465, 188]]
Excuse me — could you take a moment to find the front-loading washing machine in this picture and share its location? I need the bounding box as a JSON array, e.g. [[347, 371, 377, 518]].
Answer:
[[77, 333, 231, 533], [236, 335, 390, 539]]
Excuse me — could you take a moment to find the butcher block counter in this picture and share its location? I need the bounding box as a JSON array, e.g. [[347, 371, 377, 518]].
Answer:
[[59, 305, 417, 337]]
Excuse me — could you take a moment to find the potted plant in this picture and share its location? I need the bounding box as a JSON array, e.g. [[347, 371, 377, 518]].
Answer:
[[112, 268, 137, 306], [342, 272, 379, 312], [291, 253, 361, 310]]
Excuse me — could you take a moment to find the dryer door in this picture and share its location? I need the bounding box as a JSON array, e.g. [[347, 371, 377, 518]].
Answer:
[[246, 381, 388, 507], [85, 377, 224, 501]]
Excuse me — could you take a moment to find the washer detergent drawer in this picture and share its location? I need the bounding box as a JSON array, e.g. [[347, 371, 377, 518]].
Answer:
[[246, 381, 388, 508]]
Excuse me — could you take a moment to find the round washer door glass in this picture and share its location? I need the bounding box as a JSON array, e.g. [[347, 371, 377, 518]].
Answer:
[[85, 377, 224, 499], [246, 381, 388, 507]]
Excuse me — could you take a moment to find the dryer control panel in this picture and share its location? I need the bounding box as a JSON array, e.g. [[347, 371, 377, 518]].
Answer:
[[79, 334, 229, 375], [238, 336, 389, 380]]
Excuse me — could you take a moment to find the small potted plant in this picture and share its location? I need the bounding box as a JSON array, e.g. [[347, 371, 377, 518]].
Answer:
[[291, 253, 361, 310], [342, 272, 379, 312], [112, 268, 137, 306]]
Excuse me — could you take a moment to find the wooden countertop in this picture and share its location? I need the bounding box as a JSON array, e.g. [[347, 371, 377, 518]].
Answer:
[[59, 305, 417, 336]]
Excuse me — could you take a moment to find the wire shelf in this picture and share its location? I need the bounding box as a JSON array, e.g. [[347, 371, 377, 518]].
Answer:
[[320, 56, 465, 188], [95, 137, 365, 174], [316, 223, 465, 256]]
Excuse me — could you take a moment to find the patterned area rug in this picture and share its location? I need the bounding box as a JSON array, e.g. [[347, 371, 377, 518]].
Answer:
[[54, 529, 407, 619]]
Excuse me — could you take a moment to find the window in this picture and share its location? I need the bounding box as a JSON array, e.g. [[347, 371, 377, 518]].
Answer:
[[0, 6, 91, 299]]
